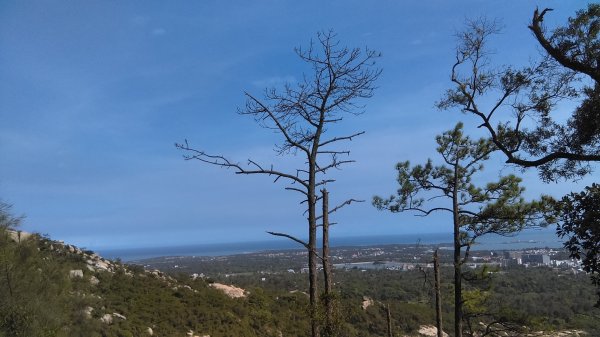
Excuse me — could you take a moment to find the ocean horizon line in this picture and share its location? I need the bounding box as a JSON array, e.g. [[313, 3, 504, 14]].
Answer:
[[98, 229, 564, 261]]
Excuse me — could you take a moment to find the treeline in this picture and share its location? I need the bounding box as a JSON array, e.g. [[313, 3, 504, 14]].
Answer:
[[216, 266, 600, 334]]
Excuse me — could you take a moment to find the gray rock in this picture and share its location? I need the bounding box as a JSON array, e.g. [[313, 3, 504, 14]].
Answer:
[[100, 314, 112, 324], [82, 306, 93, 319]]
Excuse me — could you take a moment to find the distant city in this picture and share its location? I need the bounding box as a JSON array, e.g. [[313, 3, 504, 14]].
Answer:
[[135, 239, 583, 279]]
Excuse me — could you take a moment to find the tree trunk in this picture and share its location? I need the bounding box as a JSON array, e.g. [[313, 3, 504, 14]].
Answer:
[[386, 303, 393, 337], [322, 189, 334, 336], [434, 249, 443, 337], [308, 165, 319, 337], [2, 245, 13, 298], [452, 164, 463, 337]]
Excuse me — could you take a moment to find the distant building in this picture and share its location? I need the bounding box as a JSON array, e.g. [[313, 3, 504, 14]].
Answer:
[[504, 251, 522, 260], [522, 254, 550, 266], [503, 251, 523, 266]]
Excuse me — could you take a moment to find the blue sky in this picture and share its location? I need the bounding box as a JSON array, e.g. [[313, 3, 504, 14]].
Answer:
[[0, 1, 595, 250]]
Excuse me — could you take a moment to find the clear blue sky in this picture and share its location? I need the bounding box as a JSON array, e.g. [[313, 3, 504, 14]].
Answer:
[[0, 1, 594, 250]]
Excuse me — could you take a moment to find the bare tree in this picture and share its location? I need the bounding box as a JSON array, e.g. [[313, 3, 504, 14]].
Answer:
[[177, 31, 380, 337], [321, 189, 335, 336], [433, 250, 443, 337]]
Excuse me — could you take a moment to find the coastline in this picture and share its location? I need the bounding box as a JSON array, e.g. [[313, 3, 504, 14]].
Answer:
[[99, 228, 564, 262]]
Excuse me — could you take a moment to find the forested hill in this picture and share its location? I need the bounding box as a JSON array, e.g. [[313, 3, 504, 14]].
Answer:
[[1, 228, 318, 337], [0, 228, 449, 337]]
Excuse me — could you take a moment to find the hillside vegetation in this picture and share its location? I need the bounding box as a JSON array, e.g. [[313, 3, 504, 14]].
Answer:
[[0, 226, 319, 337]]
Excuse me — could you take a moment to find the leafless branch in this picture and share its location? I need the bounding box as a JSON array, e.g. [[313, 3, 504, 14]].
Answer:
[[266, 231, 323, 261], [319, 131, 365, 147], [316, 198, 364, 220], [267, 231, 310, 250], [176, 141, 309, 189]]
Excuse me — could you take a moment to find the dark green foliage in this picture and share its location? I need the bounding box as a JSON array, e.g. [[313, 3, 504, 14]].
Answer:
[[373, 123, 551, 249], [441, 3, 600, 313], [440, 6, 600, 181], [0, 204, 85, 337], [374, 123, 552, 336], [557, 183, 600, 306], [219, 265, 600, 335]]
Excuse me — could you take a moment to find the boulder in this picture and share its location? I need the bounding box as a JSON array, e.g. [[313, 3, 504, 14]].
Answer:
[[100, 314, 113, 324], [69, 269, 84, 278], [6, 230, 32, 243], [361, 296, 374, 310], [89, 276, 100, 286], [418, 325, 448, 337], [82, 306, 93, 319], [95, 260, 111, 271]]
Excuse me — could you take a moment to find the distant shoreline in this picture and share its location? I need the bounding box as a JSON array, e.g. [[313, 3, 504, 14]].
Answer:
[[99, 229, 564, 261]]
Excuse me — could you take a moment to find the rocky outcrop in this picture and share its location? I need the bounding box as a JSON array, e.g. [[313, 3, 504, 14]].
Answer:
[[529, 330, 587, 337], [85, 254, 114, 272], [417, 325, 448, 337], [89, 275, 100, 285], [361, 296, 374, 310], [6, 229, 33, 242], [186, 330, 210, 337], [82, 306, 94, 319], [100, 314, 113, 325], [100, 312, 126, 325], [209, 283, 246, 298]]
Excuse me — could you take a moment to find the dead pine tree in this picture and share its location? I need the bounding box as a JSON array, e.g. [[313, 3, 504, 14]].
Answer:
[[320, 188, 348, 336], [321, 189, 333, 336], [433, 249, 443, 337], [177, 31, 380, 337], [386, 303, 393, 337]]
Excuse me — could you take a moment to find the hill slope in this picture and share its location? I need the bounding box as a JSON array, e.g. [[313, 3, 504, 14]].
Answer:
[[0, 228, 315, 337]]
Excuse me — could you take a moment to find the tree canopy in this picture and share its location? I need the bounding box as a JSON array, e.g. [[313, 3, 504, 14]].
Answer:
[[374, 123, 551, 337], [557, 183, 600, 306], [439, 4, 600, 307], [439, 5, 600, 181]]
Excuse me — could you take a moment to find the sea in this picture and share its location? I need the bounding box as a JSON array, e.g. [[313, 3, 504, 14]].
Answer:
[[99, 228, 565, 262]]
